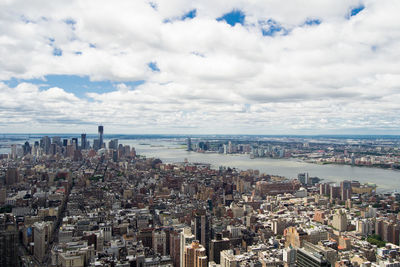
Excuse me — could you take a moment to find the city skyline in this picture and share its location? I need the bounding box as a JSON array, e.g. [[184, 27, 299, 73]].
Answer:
[[1, 0, 400, 134]]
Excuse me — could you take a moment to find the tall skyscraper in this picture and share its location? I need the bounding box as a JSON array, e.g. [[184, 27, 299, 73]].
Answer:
[[340, 180, 352, 201], [23, 141, 31, 155], [187, 137, 192, 151], [194, 212, 211, 257], [98, 125, 104, 149], [81, 133, 87, 150], [41, 136, 51, 154], [0, 214, 20, 267]]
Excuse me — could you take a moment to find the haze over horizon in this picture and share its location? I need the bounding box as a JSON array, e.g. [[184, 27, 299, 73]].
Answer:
[[1, 0, 400, 134]]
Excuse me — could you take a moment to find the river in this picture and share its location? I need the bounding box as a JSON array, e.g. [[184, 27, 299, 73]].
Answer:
[[1, 137, 399, 192]]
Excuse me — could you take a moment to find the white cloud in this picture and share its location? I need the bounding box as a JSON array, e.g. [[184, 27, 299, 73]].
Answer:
[[0, 0, 399, 133]]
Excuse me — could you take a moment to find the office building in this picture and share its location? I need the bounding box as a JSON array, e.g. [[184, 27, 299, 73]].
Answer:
[[81, 133, 87, 150], [296, 248, 330, 267], [41, 136, 51, 154], [183, 240, 207, 267], [180, 227, 195, 267], [5, 168, 18, 185], [340, 180, 352, 201], [98, 125, 104, 149], [332, 210, 347, 232], [194, 212, 211, 256], [220, 250, 239, 267], [209, 233, 230, 264], [108, 139, 118, 150], [72, 138, 78, 150], [187, 137, 192, 151], [283, 247, 297, 267], [34, 221, 52, 263], [0, 214, 19, 267]]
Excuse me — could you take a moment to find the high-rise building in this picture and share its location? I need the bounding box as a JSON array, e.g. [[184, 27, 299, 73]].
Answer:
[[34, 221, 51, 263], [194, 212, 211, 257], [0, 214, 19, 267], [220, 250, 239, 267], [10, 144, 17, 159], [183, 240, 207, 267], [296, 248, 330, 267], [108, 139, 118, 150], [0, 188, 6, 205], [23, 141, 31, 155], [209, 233, 230, 264], [170, 230, 181, 267], [50, 143, 57, 155], [41, 136, 51, 154], [81, 133, 87, 150], [332, 210, 347, 232], [283, 247, 297, 267], [98, 125, 104, 149], [52, 136, 61, 146], [153, 229, 167, 255], [72, 138, 78, 150], [330, 185, 341, 199], [187, 137, 192, 151], [180, 227, 195, 267], [5, 168, 18, 185], [340, 180, 352, 201]]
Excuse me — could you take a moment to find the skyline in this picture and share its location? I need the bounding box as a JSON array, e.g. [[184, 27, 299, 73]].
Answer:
[[1, 0, 400, 134]]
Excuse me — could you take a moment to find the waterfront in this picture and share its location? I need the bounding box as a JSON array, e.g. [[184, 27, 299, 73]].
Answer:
[[123, 139, 400, 192], [1, 137, 399, 191]]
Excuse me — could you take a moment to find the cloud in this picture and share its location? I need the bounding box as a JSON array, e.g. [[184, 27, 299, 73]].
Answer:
[[0, 0, 399, 134]]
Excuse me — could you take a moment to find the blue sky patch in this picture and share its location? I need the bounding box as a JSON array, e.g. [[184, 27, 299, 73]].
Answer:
[[261, 19, 288, 36], [64, 19, 76, 30], [3, 75, 145, 98], [149, 2, 157, 10], [217, 9, 245, 26], [53, 48, 62, 56], [65, 19, 76, 25], [304, 19, 321, 26], [148, 62, 160, 72], [348, 5, 365, 18], [181, 9, 197, 20]]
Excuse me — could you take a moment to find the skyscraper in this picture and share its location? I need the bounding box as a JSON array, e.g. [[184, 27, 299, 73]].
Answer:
[[194, 212, 211, 257], [187, 137, 192, 151], [340, 180, 352, 201], [0, 214, 19, 267], [98, 125, 104, 149], [81, 133, 87, 150]]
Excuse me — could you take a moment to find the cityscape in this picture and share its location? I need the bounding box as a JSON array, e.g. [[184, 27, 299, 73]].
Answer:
[[1, 0, 400, 267], [1, 126, 400, 267]]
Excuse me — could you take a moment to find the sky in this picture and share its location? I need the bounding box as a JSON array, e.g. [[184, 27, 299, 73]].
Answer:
[[0, 0, 400, 135]]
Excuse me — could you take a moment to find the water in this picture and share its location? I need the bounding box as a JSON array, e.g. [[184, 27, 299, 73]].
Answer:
[[1, 137, 399, 191], [123, 139, 400, 192]]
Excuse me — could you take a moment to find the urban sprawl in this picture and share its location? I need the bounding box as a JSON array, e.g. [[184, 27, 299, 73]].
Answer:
[[1, 127, 400, 267]]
